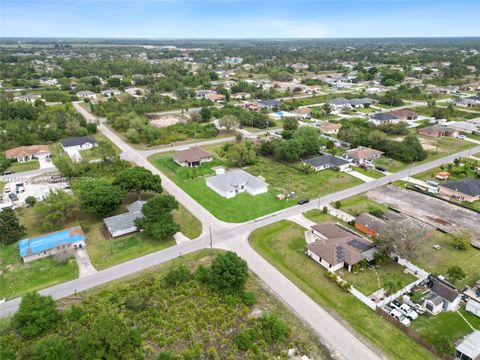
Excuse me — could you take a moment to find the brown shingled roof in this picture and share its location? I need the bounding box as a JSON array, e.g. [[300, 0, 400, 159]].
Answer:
[[5, 145, 49, 158], [347, 147, 383, 161], [173, 147, 212, 163]]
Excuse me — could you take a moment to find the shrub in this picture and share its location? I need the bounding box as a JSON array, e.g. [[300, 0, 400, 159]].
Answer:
[[234, 328, 258, 350], [437, 336, 455, 355], [334, 201, 342, 209], [368, 206, 384, 218], [25, 196, 37, 207], [259, 314, 289, 343], [193, 265, 210, 283], [210, 251, 248, 293], [12, 292, 59, 338], [164, 265, 191, 286], [125, 292, 150, 311], [322, 206, 328, 214], [157, 351, 176, 360], [31, 335, 75, 360], [242, 291, 256, 306]]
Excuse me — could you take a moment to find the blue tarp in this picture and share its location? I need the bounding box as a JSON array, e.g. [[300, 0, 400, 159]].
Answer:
[[19, 228, 85, 257]]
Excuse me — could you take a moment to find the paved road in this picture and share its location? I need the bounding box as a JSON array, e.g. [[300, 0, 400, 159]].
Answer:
[[3, 103, 478, 359], [0, 167, 59, 183]]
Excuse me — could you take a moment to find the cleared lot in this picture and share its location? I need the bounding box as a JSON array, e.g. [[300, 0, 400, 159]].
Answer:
[[367, 186, 480, 247]]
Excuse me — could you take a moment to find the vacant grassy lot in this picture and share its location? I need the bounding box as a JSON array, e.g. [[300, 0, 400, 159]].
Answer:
[[1, 250, 332, 359], [249, 220, 436, 360], [338, 261, 416, 296], [352, 166, 385, 179], [412, 308, 480, 351], [339, 193, 390, 217], [414, 157, 479, 182], [7, 160, 40, 173], [374, 156, 409, 172], [410, 106, 480, 120], [413, 231, 480, 288]]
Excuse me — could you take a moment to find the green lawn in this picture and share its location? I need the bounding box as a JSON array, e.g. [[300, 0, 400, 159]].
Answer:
[[414, 157, 479, 182], [412, 308, 480, 351], [7, 160, 40, 173], [338, 261, 416, 296], [412, 231, 480, 288], [410, 106, 480, 120], [374, 156, 409, 173], [249, 220, 437, 360], [0, 242, 78, 300], [149, 151, 362, 222], [353, 166, 385, 179], [339, 194, 390, 217]]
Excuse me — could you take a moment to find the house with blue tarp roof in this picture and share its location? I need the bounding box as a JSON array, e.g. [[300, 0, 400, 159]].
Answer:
[[18, 226, 86, 263]]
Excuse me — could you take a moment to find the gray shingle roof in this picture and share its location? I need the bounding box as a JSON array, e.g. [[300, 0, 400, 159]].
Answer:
[[441, 178, 480, 197], [371, 113, 399, 121], [355, 213, 385, 234], [103, 201, 146, 234], [206, 170, 268, 192], [304, 155, 349, 168]]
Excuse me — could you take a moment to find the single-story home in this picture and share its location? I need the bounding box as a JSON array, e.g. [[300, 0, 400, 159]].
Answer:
[[355, 213, 385, 238], [5, 145, 50, 162], [303, 154, 350, 171], [256, 99, 281, 109], [456, 330, 480, 360], [125, 87, 144, 97], [60, 136, 98, 152], [318, 122, 342, 135], [231, 92, 251, 100], [14, 94, 42, 103], [429, 278, 462, 311], [292, 107, 312, 118], [418, 124, 459, 138], [101, 88, 121, 97], [76, 90, 97, 100], [173, 147, 213, 167], [307, 222, 375, 272], [369, 113, 400, 126], [196, 89, 216, 99], [346, 147, 384, 164], [206, 169, 269, 199], [19, 226, 86, 263], [386, 109, 418, 121], [439, 178, 480, 202], [103, 201, 145, 238], [445, 121, 478, 134], [208, 94, 226, 103]]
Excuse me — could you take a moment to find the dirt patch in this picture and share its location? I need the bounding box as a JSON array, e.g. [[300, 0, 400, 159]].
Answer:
[[148, 114, 187, 128]]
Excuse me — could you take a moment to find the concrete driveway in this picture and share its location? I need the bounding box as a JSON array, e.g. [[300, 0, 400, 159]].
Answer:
[[74, 248, 97, 278]]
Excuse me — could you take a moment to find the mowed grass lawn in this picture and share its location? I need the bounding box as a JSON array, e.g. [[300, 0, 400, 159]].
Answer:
[[338, 261, 416, 296], [7, 160, 40, 173], [249, 220, 436, 360], [339, 193, 390, 217], [149, 151, 362, 222], [412, 308, 480, 351], [414, 157, 479, 182], [352, 165, 385, 179]]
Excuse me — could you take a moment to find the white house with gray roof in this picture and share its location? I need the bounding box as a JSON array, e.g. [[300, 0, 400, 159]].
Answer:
[[206, 170, 269, 199], [103, 201, 146, 238]]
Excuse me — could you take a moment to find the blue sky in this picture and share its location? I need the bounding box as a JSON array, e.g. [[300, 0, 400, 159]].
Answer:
[[1, 0, 479, 38]]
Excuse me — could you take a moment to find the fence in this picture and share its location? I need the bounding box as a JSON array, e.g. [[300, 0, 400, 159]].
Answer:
[[393, 254, 430, 279], [376, 276, 428, 308], [376, 308, 455, 360], [349, 286, 377, 310]]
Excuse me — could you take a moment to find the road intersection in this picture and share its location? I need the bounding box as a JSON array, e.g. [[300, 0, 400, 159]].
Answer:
[[2, 102, 479, 360]]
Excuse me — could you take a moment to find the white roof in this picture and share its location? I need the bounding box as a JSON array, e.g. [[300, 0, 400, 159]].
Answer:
[[206, 169, 268, 192], [456, 330, 480, 359]]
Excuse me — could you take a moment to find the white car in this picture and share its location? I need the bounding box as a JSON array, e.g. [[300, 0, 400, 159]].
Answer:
[[399, 303, 419, 320], [389, 309, 411, 327]]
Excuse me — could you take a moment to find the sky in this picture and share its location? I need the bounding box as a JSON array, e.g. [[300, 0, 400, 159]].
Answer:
[[1, 0, 479, 39]]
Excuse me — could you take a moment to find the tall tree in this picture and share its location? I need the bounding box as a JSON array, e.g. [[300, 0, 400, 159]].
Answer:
[[35, 190, 79, 231], [0, 208, 25, 245], [219, 114, 238, 131], [31, 335, 75, 360], [78, 181, 125, 218], [210, 251, 248, 293], [113, 166, 162, 200], [135, 195, 179, 240]]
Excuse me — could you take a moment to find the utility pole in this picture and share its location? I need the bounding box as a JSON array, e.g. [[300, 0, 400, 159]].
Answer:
[[407, 164, 413, 182], [209, 227, 213, 249], [317, 195, 322, 210]]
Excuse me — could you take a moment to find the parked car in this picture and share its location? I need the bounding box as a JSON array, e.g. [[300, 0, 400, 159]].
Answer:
[[4, 187, 11, 193], [297, 199, 310, 205], [375, 166, 386, 172], [391, 300, 418, 320], [8, 193, 18, 201], [3, 170, 13, 176], [389, 308, 411, 327]]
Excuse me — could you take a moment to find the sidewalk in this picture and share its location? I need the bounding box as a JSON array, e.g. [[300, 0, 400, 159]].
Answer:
[[345, 169, 375, 182]]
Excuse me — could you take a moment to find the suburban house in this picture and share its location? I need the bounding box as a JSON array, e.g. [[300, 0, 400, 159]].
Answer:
[[101, 88, 121, 97], [18, 226, 86, 263], [346, 147, 384, 164], [256, 99, 281, 110], [303, 154, 350, 171], [456, 330, 480, 360], [418, 124, 459, 138], [125, 87, 144, 97], [231, 92, 251, 100], [103, 201, 145, 238], [428, 278, 462, 311], [318, 122, 342, 135], [306, 222, 375, 272], [208, 94, 226, 103], [327, 97, 377, 110], [5, 145, 50, 162], [292, 107, 312, 118], [445, 121, 478, 134], [14, 94, 42, 103], [195, 89, 216, 99], [206, 169, 269, 199], [458, 94, 480, 107], [386, 109, 418, 121], [369, 113, 400, 126], [354, 213, 385, 238], [61, 136, 98, 152], [439, 178, 480, 202], [173, 147, 213, 167], [76, 90, 97, 100]]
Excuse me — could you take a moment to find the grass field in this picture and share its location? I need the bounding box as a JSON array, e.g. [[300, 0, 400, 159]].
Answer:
[[0, 241, 78, 300], [338, 193, 390, 217], [353, 166, 385, 179], [410, 106, 480, 120], [412, 308, 480, 352], [414, 157, 479, 182], [249, 220, 437, 360], [7, 160, 40, 173], [338, 261, 416, 296], [1, 249, 333, 359], [150, 151, 362, 222]]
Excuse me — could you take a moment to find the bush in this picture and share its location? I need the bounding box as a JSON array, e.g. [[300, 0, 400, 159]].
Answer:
[[31, 335, 75, 360], [234, 328, 258, 350], [164, 265, 191, 286], [334, 201, 342, 209], [437, 335, 455, 355], [242, 291, 256, 306], [210, 251, 248, 293], [322, 206, 328, 214], [157, 351, 176, 360], [25, 196, 37, 207], [12, 292, 59, 338], [193, 265, 210, 283], [259, 314, 289, 343], [368, 206, 384, 218], [125, 292, 150, 311]]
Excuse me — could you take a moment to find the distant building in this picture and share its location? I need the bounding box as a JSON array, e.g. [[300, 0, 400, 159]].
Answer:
[[456, 330, 480, 360], [19, 226, 86, 263], [103, 201, 145, 238], [439, 178, 480, 202], [386, 109, 418, 122], [14, 94, 41, 103], [5, 145, 50, 162], [318, 122, 342, 135], [369, 113, 400, 126], [418, 124, 459, 138], [76, 90, 97, 100], [256, 99, 281, 109], [60, 136, 97, 152], [101, 88, 121, 97], [346, 147, 383, 164], [173, 147, 213, 167], [303, 154, 350, 172]]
